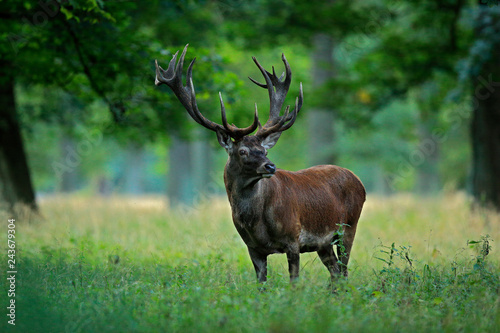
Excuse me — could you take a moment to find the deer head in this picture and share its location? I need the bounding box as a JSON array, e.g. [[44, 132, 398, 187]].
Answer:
[[155, 45, 303, 184]]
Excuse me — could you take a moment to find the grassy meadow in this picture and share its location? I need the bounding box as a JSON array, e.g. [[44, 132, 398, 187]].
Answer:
[[1, 193, 499, 332]]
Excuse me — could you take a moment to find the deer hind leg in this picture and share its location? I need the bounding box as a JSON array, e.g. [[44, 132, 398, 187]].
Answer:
[[248, 248, 268, 283], [336, 223, 357, 277], [317, 246, 341, 282]]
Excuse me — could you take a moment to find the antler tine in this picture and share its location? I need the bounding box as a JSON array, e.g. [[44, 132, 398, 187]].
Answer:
[[259, 106, 290, 134], [281, 91, 302, 131], [290, 82, 303, 118], [155, 51, 177, 86], [155, 44, 259, 139], [176, 44, 188, 80], [248, 75, 268, 89], [250, 56, 275, 109], [220, 93, 260, 138], [278, 82, 303, 132], [155, 44, 199, 120], [251, 53, 302, 138]]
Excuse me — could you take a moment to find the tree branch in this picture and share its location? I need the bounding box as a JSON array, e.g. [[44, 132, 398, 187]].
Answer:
[[449, 0, 465, 52], [63, 19, 125, 122]]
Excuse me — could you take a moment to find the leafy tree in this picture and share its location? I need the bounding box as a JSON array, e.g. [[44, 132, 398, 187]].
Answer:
[[0, 0, 236, 208]]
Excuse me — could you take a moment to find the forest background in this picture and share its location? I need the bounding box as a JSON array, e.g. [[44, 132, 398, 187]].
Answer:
[[2, 0, 500, 210]]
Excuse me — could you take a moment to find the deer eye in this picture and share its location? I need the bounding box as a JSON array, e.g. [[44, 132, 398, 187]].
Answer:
[[239, 149, 248, 156]]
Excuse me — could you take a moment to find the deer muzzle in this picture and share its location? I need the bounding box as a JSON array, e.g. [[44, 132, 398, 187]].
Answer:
[[258, 162, 276, 178]]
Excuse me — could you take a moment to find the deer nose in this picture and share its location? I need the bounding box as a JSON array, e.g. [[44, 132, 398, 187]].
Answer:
[[264, 163, 276, 174]]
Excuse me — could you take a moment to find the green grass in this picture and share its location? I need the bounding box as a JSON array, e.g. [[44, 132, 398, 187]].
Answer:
[[1, 193, 499, 332]]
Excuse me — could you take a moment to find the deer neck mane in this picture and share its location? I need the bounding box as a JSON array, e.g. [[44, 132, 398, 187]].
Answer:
[[223, 165, 270, 227], [224, 161, 260, 192]]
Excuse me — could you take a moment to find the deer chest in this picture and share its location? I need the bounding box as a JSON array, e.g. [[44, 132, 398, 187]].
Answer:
[[231, 205, 288, 254]]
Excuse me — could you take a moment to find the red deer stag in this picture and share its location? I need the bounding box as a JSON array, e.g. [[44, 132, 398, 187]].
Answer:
[[155, 45, 365, 284]]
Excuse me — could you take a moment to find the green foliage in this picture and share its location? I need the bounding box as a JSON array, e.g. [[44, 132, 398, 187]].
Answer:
[[2, 0, 248, 142], [458, 6, 500, 80], [332, 223, 349, 270]]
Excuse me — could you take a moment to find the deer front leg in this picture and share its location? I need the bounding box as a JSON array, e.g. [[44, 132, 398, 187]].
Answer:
[[248, 248, 268, 283], [286, 247, 300, 283]]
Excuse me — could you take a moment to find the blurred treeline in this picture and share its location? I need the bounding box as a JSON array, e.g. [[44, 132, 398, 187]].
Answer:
[[1, 0, 499, 209]]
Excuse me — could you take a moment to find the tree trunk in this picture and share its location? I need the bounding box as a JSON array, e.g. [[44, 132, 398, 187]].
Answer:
[[123, 143, 144, 195], [191, 129, 213, 200], [415, 122, 440, 194], [307, 33, 337, 166], [167, 132, 213, 206], [373, 166, 393, 195], [470, 8, 500, 210], [59, 136, 81, 192], [167, 135, 195, 206], [0, 62, 37, 211], [414, 82, 441, 195]]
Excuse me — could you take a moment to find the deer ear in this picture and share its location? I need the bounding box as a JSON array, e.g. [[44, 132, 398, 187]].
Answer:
[[261, 132, 282, 149], [216, 129, 233, 150]]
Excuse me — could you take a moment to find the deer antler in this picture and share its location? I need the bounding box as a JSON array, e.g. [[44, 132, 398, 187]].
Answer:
[[155, 44, 259, 140], [249, 54, 303, 138]]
